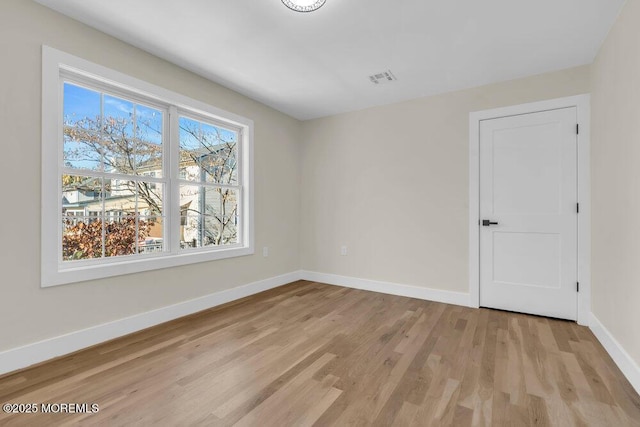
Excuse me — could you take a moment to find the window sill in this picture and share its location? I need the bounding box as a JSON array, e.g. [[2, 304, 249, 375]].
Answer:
[[42, 246, 254, 287]]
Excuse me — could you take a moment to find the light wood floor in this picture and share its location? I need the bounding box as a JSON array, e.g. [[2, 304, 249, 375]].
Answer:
[[1, 281, 639, 426]]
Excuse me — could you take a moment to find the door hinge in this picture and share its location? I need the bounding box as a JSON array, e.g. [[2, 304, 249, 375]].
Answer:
[[576, 124, 579, 135], [577, 203, 579, 213], [577, 282, 580, 292]]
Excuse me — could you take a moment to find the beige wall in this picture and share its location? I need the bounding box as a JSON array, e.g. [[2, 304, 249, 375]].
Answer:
[[591, 0, 640, 366], [0, 0, 301, 351], [300, 66, 590, 291]]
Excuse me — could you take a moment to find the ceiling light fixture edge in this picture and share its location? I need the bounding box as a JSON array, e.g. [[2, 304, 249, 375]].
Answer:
[[281, 0, 326, 13]]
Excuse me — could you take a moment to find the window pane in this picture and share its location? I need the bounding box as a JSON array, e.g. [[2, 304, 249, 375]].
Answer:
[[102, 134, 135, 175], [63, 83, 101, 129], [139, 217, 164, 254], [103, 94, 134, 136], [179, 185, 238, 248], [63, 83, 103, 171], [63, 135, 102, 171], [104, 215, 137, 258], [63, 216, 103, 260], [179, 116, 238, 184], [137, 181, 163, 216], [62, 175, 103, 216], [178, 117, 200, 181], [135, 104, 163, 176], [105, 179, 137, 214], [136, 105, 163, 145], [217, 187, 239, 245], [134, 141, 163, 177], [103, 95, 135, 174]]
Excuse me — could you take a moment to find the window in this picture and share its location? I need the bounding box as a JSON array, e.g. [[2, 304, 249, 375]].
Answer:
[[42, 47, 254, 287]]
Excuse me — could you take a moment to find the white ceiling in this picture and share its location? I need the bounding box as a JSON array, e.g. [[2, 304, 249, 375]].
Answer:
[[35, 0, 624, 120]]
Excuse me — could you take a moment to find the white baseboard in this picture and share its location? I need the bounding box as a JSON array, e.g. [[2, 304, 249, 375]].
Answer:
[[589, 313, 640, 395], [0, 271, 303, 376], [300, 270, 470, 307]]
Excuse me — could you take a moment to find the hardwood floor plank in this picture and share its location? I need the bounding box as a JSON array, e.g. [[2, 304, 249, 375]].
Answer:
[[232, 353, 336, 427], [0, 281, 639, 426], [451, 403, 474, 427], [527, 394, 552, 426]]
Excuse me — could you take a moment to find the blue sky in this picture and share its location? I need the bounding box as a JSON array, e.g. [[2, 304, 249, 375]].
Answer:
[[178, 116, 238, 151], [63, 82, 237, 171], [63, 82, 163, 144]]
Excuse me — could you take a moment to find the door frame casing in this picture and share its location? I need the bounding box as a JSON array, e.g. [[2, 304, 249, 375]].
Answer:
[[469, 94, 591, 325]]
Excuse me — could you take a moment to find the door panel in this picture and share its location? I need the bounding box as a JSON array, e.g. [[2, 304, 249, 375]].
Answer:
[[492, 124, 562, 215], [493, 232, 561, 289], [480, 107, 577, 320]]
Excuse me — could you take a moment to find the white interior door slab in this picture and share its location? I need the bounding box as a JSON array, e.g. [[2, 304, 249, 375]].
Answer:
[[479, 107, 578, 320]]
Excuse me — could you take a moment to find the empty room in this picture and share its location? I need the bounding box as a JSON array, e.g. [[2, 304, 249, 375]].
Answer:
[[1, 0, 640, 425]]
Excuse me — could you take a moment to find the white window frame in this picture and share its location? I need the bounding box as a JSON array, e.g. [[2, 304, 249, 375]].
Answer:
[[42, 46, 254, 287]]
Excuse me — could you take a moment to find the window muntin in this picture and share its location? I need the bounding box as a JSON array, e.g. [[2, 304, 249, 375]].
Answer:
[[43, 47, 254, 287]]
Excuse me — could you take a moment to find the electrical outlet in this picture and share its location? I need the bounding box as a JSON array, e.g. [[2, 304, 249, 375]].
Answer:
[[340, 246, 348, 256], [263, 247, 269, 257]]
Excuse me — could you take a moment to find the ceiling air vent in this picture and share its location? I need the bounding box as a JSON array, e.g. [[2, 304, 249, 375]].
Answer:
[[369, 70, 397, 85]]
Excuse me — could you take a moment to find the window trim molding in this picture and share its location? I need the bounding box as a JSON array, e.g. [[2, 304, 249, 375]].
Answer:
[[42, 46, 254, 287]]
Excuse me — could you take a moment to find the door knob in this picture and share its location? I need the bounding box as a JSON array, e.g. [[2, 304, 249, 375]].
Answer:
[[482, 220, 499, 226]]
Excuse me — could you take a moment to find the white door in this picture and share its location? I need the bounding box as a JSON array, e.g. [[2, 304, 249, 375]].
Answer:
[[479, 107, 578, 320]]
